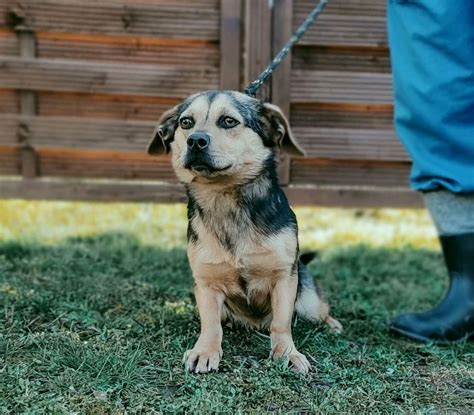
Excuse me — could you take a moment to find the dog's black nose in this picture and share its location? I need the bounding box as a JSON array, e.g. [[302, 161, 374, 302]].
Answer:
[[187, 132, 210, 151]]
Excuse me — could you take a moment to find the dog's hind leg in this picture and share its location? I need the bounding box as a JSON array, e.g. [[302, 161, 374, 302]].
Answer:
[[295, 259, 343, 333]]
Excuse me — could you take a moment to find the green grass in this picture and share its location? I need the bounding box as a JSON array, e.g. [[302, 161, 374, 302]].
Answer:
[[0, 201, 473, 413]]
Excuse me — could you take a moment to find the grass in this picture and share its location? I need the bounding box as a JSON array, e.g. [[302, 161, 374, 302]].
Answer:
[[0, 201, 473, 413]]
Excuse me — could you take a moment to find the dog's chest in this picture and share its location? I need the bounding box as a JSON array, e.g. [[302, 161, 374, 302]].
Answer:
[[189, 208, 297, 282], [187, 198, 298, 328]]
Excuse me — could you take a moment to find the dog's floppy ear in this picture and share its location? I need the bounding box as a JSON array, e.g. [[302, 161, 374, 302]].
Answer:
[[147, 105, 180, 155], [262, 103, 306, 156]]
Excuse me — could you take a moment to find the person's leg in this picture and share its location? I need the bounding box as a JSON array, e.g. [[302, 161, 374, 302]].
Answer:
[[390, 191, 474, 343], [387, 0, 474, 343], [387, 0, 474, 193]]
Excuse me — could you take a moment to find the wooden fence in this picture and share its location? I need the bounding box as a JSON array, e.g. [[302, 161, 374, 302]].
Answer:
[[0, 0, 422, 207]]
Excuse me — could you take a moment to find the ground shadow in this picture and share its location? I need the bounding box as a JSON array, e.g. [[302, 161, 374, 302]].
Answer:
[[1, 233, 472, 413]]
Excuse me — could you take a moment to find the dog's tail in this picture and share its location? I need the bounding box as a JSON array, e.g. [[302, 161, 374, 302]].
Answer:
[[299, 251, 318, 265], [295, 250, 343, 333]]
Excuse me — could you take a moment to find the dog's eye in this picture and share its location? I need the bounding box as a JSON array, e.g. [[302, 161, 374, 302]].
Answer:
[[219, 116, 240, 129], [179, 117, 195, 130]]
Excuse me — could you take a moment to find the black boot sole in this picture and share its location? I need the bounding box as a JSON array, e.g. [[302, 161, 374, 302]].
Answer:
[[390, 326, 474, 345]]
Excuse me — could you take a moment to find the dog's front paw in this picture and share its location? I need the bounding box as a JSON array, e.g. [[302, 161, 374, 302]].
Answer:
[[272, 345, 311, 374], [183, 348, 222, 374]]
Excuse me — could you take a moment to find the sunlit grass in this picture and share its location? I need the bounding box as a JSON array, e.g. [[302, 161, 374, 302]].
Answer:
[[0, 200, 439, 250]]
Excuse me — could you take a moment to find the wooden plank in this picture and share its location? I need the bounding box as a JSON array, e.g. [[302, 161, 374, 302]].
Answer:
[[2, 115, 154, 152], [0, 146, 21, 175], [0, 178, 422, 208], [37, 34, 219, 66], [0, 179, 187, 203], [285, 186, 423, 208], [36, 31, 217, 47], [292, 127, 408, 161], [37, 148, 176, 181], [2, 1, 220, 40], [296, 0, 386, 17], [0, 29, 17, 55], [38, 92, 175, 121], [292, 45, 390, 73], [290, 158, 411, 187], [0, 115, 18, 145], [290, 103, 393, 129], [1, 114, 406, 161], [244, 0, 272, 100], [0, 57, 219, 97], [294, 0, 387, 47], [291, 70, 392, 104], [0, 89, 19, 114], [220, 0, 242, 90]]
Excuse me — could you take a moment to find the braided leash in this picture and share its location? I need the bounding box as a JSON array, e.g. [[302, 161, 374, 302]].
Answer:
[[244, 0, 330, 97]]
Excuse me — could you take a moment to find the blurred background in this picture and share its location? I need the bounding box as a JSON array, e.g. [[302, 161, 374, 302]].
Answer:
[[0, 0, 417, 207]]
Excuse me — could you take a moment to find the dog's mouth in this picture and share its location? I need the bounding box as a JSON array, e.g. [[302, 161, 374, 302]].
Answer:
[[191, 164, 231, 173], [184, 155, 232, 175]]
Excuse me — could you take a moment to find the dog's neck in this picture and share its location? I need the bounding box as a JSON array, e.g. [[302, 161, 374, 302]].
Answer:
[[185, 156, 296, 247], [185, 156, 280, 213]]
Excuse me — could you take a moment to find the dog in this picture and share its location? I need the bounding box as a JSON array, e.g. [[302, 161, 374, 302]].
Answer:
[[147, 90, 341, 374]]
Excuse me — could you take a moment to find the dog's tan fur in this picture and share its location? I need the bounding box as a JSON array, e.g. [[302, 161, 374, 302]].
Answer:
[[148, 91, 341, 374]]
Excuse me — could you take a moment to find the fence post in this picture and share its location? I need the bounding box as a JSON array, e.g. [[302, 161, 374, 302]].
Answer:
[[272, 0, 293, 185], [220, 0, 243, 90], [17, 29, 39, 178], [243, 0, 272, 101]]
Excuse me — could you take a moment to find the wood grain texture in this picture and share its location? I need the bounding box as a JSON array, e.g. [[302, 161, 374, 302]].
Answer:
[[272, 0, 293, 185], [291, 70, 392, 104], [0, 115, 18, 145], [244, 0, 272, 100], [290, 103, 393, 129], [1, 114, 406, 162], [0, 29, 17, 55], [0, 90, 18, 114], [0, 146, 20, 175], [285, 185, 422, 208], [290, 158, 411, 187], [292, 127, 408, 161], [0, 57, 219, 97], [220, 0, 242, 90], [2, 115, 154, 152], [0, 178, 187, 203], [37, 148, 176, 181], [0, 178, 422, 208], [37, 34, 219, 66], [293, 45, 390, 73], [1, 0, 220, 40], [38, 92, 174, 121], [293, 0, 387, 47], [18, 30, 39, 178]]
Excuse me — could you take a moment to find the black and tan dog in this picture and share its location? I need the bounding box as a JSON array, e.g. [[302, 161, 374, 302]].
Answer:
[[148, 91, 341, 374]]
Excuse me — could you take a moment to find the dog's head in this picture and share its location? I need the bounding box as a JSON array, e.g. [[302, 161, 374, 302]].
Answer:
[[147, 90, 305, 184]]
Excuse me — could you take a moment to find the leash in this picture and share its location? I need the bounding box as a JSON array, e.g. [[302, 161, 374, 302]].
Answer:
[[244, 0, 330, 97]]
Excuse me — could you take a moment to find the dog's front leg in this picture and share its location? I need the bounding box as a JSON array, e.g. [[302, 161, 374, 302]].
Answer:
[[270, 273, 311, 374], [184, 282, 224, 373]]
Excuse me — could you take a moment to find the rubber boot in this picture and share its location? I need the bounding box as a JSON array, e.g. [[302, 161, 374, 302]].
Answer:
[[390, 232, 474, 344]]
